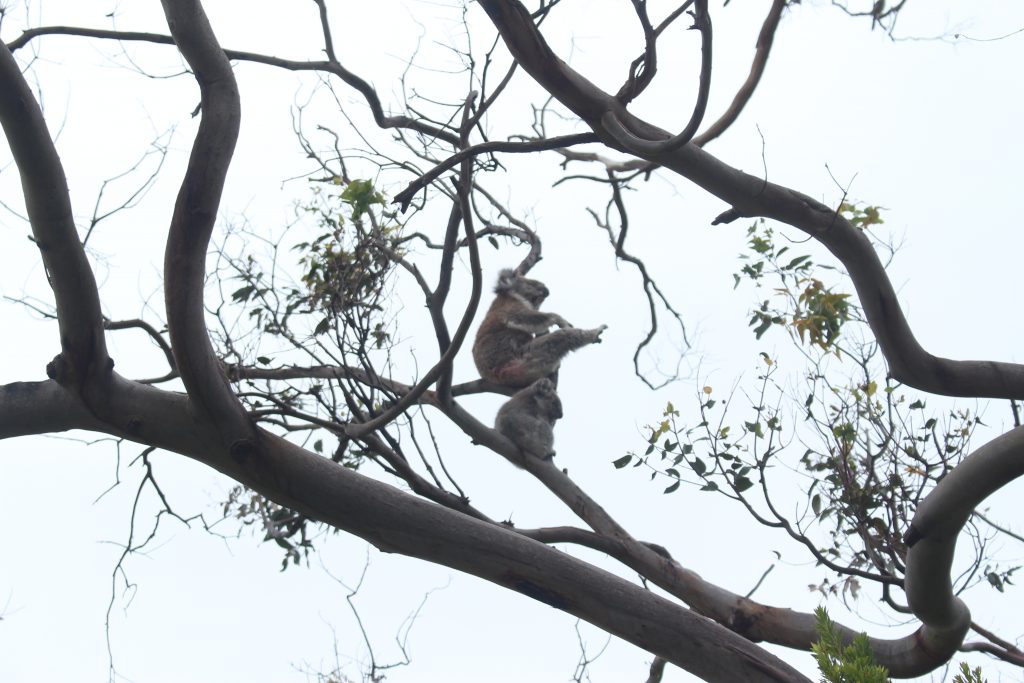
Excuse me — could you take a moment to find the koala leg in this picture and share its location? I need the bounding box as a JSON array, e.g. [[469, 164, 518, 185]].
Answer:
[[524, 325, 604, 365]]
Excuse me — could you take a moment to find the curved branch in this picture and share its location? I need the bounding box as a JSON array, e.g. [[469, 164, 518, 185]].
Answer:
[[959, 641, 1024, 667], [159, 0, 254, 450], [594, 172, 690, 388], [466, 1, 1024, 673], [104, 318, 176, 373], [8, 371, 809, 683], [963, 621, 1024, 667], [242, 433, 812, 683], [601, 0, 712, 155], [393, 133, 598, 211], [477, 0, 1024, 401], [615, 0, 658, 103], [0, 42, 108, 388], [693, 0, 785, 147], [7, 26, 459, 146], [902, 427, 1024, 663]]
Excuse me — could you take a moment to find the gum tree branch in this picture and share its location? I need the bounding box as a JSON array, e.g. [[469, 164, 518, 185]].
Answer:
[[393, 133, 599, 211], [159, 0, 254, 451], [6, 25, 459, 146], [902, 427, 1024, 662], [472, 0, 1024, 674], [0, 8, 814, 678], [476, 0, 1024, 403], [438, 389, 952, 678], [345, 146, 484, 436], [0, 381, 105, 438], [693, 0, 786, 147], [104, 318, 176, 375], [602, 0, 712, 154], [0, 42, 109, 390], [1, 369, 811, 683]]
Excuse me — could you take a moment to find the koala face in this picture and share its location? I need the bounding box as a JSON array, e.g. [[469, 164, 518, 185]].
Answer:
[[496, 269, 548, 308]]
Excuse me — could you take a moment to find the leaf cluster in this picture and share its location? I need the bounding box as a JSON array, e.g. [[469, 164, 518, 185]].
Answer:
[[812, 607, 890, 683]]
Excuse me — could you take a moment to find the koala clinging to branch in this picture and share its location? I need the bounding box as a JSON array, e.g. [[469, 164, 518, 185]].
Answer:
[[495, 378, 563, 460], [472, 269, 607, 388]]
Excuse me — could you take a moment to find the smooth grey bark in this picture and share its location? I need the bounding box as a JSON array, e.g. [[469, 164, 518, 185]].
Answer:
[[0, 3, 813, 681], [472, 0, 1021, 676], [159, 0, 255, 453], [1, 1, 1020, 679], [475, 0, 1024, 403]]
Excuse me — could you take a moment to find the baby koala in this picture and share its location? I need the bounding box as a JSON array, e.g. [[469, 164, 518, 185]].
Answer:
[[494, 377, 563, 461]]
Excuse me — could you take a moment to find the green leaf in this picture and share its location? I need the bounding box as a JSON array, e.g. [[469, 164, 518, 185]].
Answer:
[[231, 285, 256, 302], [612, 454, 633, 469], [734, 475, 754, 492], [786, 255, 811, 270], [340, 178, 385, 220], [664, 481, 681, 494]]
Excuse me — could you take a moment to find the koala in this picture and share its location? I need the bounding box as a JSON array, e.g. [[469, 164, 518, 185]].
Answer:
[[494, 377, 563, 460], [472, 269, 606, 388]]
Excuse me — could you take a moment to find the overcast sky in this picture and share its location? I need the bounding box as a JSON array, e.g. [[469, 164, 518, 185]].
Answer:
[[1, 2, 1023, 682]]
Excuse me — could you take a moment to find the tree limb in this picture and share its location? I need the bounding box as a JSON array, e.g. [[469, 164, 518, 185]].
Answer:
[[159, 0, 254, 452], [475, 0, 1024, 402], [693, 0, 786, 147], [0, 42, 109, 389]]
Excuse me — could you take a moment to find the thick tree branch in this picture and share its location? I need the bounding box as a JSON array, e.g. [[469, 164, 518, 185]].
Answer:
[[159, 0, 254, 451], [0, 42, 108, 388], [229, 432, 812, 683], [0, 370, 809, 683], [439, 391, 951, 677], [902, 427, 1024, 658], [693, 0, 785, 147], [0, 381, 104, 438], [475, 0, 1024, 403], [602, 0, 712, 154], [470, 0, 1024, 673]]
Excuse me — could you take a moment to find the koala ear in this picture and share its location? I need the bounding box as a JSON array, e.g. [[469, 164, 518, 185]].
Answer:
[[495, 269, 517, 292]]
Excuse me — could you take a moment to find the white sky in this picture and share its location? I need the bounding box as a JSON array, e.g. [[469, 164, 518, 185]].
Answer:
[[1, 1, 1023, 682]]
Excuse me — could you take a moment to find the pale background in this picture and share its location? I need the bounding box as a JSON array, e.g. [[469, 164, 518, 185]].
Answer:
[[1, 1, 1022, 681]]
